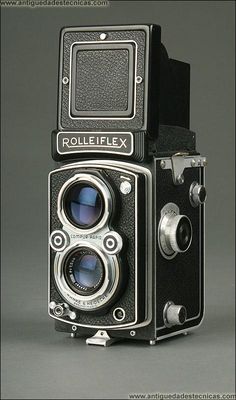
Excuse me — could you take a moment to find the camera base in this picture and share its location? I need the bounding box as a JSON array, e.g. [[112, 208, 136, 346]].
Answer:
[[86, 330, 120, 347]]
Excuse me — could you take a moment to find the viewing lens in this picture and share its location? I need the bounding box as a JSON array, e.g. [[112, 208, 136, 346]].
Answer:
[[64, 182, 104, 228], [64, 248, 105, 296], [176, 216, 192, 252]]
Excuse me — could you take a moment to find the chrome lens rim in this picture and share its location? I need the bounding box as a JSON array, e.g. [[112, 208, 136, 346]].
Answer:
[[54, 242, 120, 311], [57, 173, 112, 234], [64, 247, 105, 296]]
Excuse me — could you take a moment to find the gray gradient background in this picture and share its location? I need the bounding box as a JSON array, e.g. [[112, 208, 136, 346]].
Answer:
[[1, 1, 235, 399]]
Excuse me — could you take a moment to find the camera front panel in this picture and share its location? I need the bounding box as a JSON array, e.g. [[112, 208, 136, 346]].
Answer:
[[49, 161, 152, 330]]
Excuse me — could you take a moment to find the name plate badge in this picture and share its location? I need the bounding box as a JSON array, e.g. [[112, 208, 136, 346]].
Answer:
[[57, 132, 134, 156]]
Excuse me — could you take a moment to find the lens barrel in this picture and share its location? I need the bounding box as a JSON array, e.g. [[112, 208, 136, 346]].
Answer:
[[64, 248, 105, 296], [58, 174, 113, 232], [64, 182, 104, 229]]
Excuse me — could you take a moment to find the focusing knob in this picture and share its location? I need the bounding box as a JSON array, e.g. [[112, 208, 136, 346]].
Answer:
[[189, 182, 207, 207], [158, 205, 193, 259], [163, 301, 187, 327]]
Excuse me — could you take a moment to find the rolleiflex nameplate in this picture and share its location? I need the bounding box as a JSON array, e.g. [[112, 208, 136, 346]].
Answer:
[[53, 25, 190, 162]]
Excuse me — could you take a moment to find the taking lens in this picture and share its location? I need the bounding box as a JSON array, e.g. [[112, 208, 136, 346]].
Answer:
[[64, 248, 105, 296], [176, 216, 192, 252], [64, 182, 104, 229]]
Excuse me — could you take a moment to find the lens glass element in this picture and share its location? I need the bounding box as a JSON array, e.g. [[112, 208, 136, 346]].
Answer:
[[64, 182, 104, 228], [176, 216, 192, 252], [64, 248, 105, 296]]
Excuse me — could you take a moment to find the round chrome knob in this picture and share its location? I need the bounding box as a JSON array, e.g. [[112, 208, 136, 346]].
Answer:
[[189, 182, 207, 207], [163, 302, 187, 327], [168, 215, 192, 253], [53, 304, 66, 317], [159, 211, 192, 258], [120, 180, 132, 195]]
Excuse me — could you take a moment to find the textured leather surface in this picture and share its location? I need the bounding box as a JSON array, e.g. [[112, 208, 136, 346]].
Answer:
[[59, 30, 146, 130], [49, 165, 138, 326], [75, 49, 129, 112], [155, 163, 204, 335], [156, 125, 196, 155]]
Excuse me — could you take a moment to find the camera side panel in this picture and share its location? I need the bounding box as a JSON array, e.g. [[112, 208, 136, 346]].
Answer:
[[155, 158, 205, 338]]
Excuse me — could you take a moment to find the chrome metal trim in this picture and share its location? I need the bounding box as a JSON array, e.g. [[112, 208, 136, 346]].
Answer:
[[54, 241, 119, 311], [113, 307, 126, 322], [48, 160, 153, 330], [72, 325, 77, 332], [62, 76, 69, 85], [68, 40, 138, 121], [158, 203, 179, 259], [57, 173, 112, 235], [189, 181, 207, 208], [99, 33, 107, 41], [119, 180, 132, 194], [163, 301, 174, 328], [159, 156, 207, 173], [189, 181, 199, 207], [156, 321, 204, 342]]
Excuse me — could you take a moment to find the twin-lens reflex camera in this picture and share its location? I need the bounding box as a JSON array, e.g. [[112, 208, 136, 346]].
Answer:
[[48, 25, 207, 346]]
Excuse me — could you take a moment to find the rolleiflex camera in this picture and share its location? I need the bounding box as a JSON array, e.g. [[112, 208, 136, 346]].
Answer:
[[48, 24, 207, 346]]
